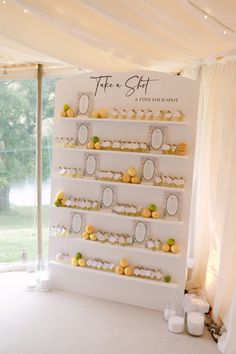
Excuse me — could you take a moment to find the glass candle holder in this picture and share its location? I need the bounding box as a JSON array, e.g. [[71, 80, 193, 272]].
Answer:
[[39, 264, 51, 292], [26, 265, 38, 291], [164, 303, 177, 321]]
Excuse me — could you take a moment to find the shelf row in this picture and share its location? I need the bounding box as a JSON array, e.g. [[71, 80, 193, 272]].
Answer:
[[55, 146, 188, 159], [50, 261, 178, 289], [51, 234, 181, 259], [54, 175, 184, 193], [58, 116, 190, 126], [52, 205, 183, 225]]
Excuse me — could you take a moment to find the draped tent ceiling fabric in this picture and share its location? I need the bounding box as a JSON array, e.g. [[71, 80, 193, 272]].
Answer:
[[0, 0, 236, 71]]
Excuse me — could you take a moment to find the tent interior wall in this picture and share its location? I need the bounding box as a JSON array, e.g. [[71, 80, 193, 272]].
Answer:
[[0, 0, 236, 72]]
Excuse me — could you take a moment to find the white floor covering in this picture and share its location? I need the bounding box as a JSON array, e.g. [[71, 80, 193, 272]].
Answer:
[[0, 272, 219, 354]]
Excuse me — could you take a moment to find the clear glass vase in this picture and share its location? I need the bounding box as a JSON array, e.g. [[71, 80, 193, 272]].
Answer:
[[39, 263, 51, 292], [26, 265, 38, 291]]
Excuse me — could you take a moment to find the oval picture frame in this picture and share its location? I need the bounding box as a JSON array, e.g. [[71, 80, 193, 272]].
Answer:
[[70, 211, 85, 235], [78, 124, 89, 145], [148, 126, 167, 151], [76, 122, 91, 146], [151, 128, 164, 150], [166, 194, 179, 216], [78, 94, 89, 115], [134, 221, 147, 243], [132, 220, 150, 246], [102, 187, 114, 208], [85, 154, 97, 176], [76, 92, 93, 116], [141, 157, 158, 183], [100, 185, 117, 209], [164, 192, 181, 219]]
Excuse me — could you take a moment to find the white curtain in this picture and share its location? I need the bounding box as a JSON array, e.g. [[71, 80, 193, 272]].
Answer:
[[221, 284, 236, 354], [187, 60, 236, 352]]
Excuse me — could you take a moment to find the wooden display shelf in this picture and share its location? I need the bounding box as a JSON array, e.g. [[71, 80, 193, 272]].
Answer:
[[52, 205, 183, 225], [54, 175, 185, 193], [56, 146, 188, 159], [58, 116, 190, 126], [51, 234, 181, 259], [50, 261, 178, 288]]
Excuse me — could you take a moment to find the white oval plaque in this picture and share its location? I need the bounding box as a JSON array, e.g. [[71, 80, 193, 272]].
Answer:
[[78, 124, 88, 145], [143, 159, 155, 181], [102, 187, 113, 208], [79, 94, 89, 114], [151, 128, 163, 150], [134, 222, 146, 243], [72, 213, 82, 233], [166, 194, 179, 216], [86, 155, 96, 175]]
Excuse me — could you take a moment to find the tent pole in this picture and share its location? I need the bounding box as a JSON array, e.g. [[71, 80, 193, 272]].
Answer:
[[36, 64, 43, 269]]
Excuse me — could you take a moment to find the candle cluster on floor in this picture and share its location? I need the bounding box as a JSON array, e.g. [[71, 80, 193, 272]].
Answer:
[[164, 292, 209, 336]]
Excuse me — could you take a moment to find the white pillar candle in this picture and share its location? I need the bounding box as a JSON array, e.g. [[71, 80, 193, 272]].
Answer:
[[40, 278, 50, 291], [39, 271, 51, 292], [168, 316, 185, 334], [164, 308, 177, 321], [187, 312, 204, 336]]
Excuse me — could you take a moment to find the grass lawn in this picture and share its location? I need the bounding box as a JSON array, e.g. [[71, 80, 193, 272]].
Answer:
[[0, 205, 50, 263]]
